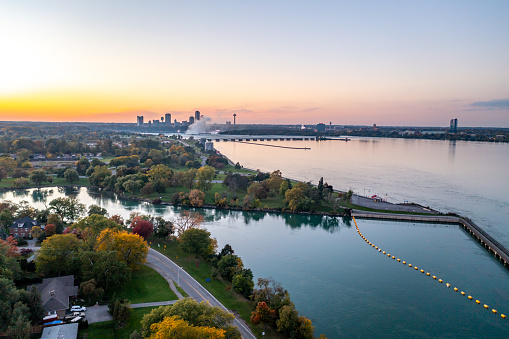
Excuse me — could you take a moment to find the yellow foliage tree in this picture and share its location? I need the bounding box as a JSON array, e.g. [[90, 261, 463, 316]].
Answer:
[[149, 316, 226, 339], [97, 230, 148, 270]]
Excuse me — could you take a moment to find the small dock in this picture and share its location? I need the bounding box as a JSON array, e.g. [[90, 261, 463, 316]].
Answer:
[[352, 210, 509, 268]]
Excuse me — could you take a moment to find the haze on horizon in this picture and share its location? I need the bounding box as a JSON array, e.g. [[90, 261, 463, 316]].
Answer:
[[1, 1, 508, 127]]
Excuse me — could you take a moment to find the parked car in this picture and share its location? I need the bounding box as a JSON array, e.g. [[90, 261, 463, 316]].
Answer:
[[73, 312, 86, 317], [70, 306, 86, 312]]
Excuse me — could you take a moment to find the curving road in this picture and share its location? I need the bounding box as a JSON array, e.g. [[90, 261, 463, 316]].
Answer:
[[146, 249, 256, 339]]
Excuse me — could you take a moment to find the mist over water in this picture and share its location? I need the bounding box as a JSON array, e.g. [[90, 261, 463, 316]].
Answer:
[[185, 116, 213, 134]]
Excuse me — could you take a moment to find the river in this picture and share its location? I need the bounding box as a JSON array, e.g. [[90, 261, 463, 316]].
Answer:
[[2, 136, 509, 337]]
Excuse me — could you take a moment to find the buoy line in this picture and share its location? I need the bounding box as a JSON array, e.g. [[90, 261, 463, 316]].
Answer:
[[352, 217, 507, 321]]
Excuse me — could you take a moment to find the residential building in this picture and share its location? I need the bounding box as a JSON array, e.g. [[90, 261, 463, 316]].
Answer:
[[195, 110, 201, 121], [9, 216, 41, 238], [30, 275, 79, 319], [205, 141, 214, 151], [40, 323, 79, 339]]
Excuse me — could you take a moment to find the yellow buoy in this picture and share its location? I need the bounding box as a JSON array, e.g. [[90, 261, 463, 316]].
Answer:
[[427, 272, 430, 276], [433, 276, 436, 279], [372, 244, 375, 247], [501, 314, 506, 319], [484, 304, 489, 309], [387, 254, 390, 257], [461, 292, 465, 295], [421, 270, 424, 273], [438, 279, 443, 283], [446, 283, 450, 287], [493, 309, 497, 314], [375, 246, 378, 249], [476, 300, 480, 304], [414, 267, 418, 270], [468, 296, 472, 300], [454, 287, 458, 291], [383, 251, 386, 254], [397, 259, 401, 262], [392, 256, 395, 259], [403, 261, 406, 265], [408, 264, 412, 267]]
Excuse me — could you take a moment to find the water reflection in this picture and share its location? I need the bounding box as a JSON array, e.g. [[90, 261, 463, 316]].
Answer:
[[32, 189, 54, 203], [449, 140, 456, 160]]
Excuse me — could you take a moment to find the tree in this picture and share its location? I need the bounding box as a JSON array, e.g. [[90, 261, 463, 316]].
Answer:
[[317, 177, 324, 199], [13, 178, 30, 188], [111, 299, 131, 326], [49, 197, 86, 223], [29, 169, 47, 186], [217, 254, 243, 281], [79, 251, 131, 292], [277, 305, 299, 337], [131, 217, 154, 239], [64, 168, 79, 184], [182, 169, 197, 189], [44, 224, 56, 237], [232, 268, 254, 297], [88, 165, 113, 188], [285, 187, 305, 211], [76, 156, 90, 175], [195, 166, 215, 191], [219, 244, 234, 258], [179, 228, 216, 258], [123, 179, 141, 195], [23, 285, 44, 325], [0, 209, 14, 234], [7, 302, 30, 339], [36, 234, 82, 276], [173, 211, 204, 236], [251, 302, 276, 332], [97, 230, 148, 270], [148, 164, 173, 184], [80, 279, 104, 304], [0, 157, 16, 180], [189, 189, 205, 207], [0, 278, 20, 332], [0, 239, 21, 279], [141, 299, 239, 339], [148, 315, 226, 339], [30, 226, 43, 239], [88, 204, 108, 217]]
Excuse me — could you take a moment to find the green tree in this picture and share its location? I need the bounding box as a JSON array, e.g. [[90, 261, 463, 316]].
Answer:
[[111, 299, 131, 326], [88, 204, 108, 217], [36, 234, 83, 276], [217, 254, 243, 281], [277, 305, 299, 337], [317, 177, 324, 199], [195, 166, 215, 191], [79, 251, 131, 292], [123, 179, 142, 195], [7, 302, 30, 339], [0, 278, 21, 332], [29, 169, 47, 186], [232, 268, 254, 297], [179, 228, 216, 258], [88, 165, 113, 188], [76, 156, 90, 175], [0, 209, 14, 234], [64, 168, 79, 184], [23, 285, 44, 325], [13, 178, 30, 188], [182, 169, 197, 189], [49, 197, 86, 223]]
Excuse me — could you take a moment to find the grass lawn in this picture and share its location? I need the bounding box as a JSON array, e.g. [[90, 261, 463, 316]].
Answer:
[[108, 265, 177, 304], [148, 238, 272, 338], [0, 177, 89, 189], [80, 306, 156, 339]]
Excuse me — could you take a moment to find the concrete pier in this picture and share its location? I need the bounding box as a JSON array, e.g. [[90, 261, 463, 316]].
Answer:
[[352, 210, 509, 268]]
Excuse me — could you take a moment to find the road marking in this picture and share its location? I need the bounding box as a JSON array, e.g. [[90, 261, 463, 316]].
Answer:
[[148, 251, 256, 339]]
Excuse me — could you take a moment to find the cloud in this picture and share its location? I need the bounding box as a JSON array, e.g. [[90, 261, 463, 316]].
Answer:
[[468, 99, 509, 111]]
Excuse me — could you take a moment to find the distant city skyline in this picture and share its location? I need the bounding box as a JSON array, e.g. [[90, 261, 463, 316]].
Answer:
[[1, 1, 509, 127]]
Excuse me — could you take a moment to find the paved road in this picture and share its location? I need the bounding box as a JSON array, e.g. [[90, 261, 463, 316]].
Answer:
[[146, 249, 256, 339], [351, 194, 437, 213]]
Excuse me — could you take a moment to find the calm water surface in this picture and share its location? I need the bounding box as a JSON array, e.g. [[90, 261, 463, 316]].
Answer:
[[2, 186, 508, 338], [214, 137, 509, 249]]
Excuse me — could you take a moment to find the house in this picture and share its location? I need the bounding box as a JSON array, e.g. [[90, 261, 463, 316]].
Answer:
[[9, 216, 41, 238], [40, 323, 78, 339], [29, 275, 79, 319]]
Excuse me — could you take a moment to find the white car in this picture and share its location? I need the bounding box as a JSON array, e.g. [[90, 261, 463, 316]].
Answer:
[[70, 306, 86, 312]]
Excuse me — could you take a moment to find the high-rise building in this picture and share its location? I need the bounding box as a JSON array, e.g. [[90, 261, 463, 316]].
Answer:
[[165, 113, 172, 125], [316, 123, 326, 132], [189, 116, 195, 124], [195, 111, 201, 121], [450, 118, 458, 133], [137, 116, 144, 126]]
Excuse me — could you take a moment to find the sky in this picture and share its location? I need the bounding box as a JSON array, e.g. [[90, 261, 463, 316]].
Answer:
[[1, 1, 508, 127]]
